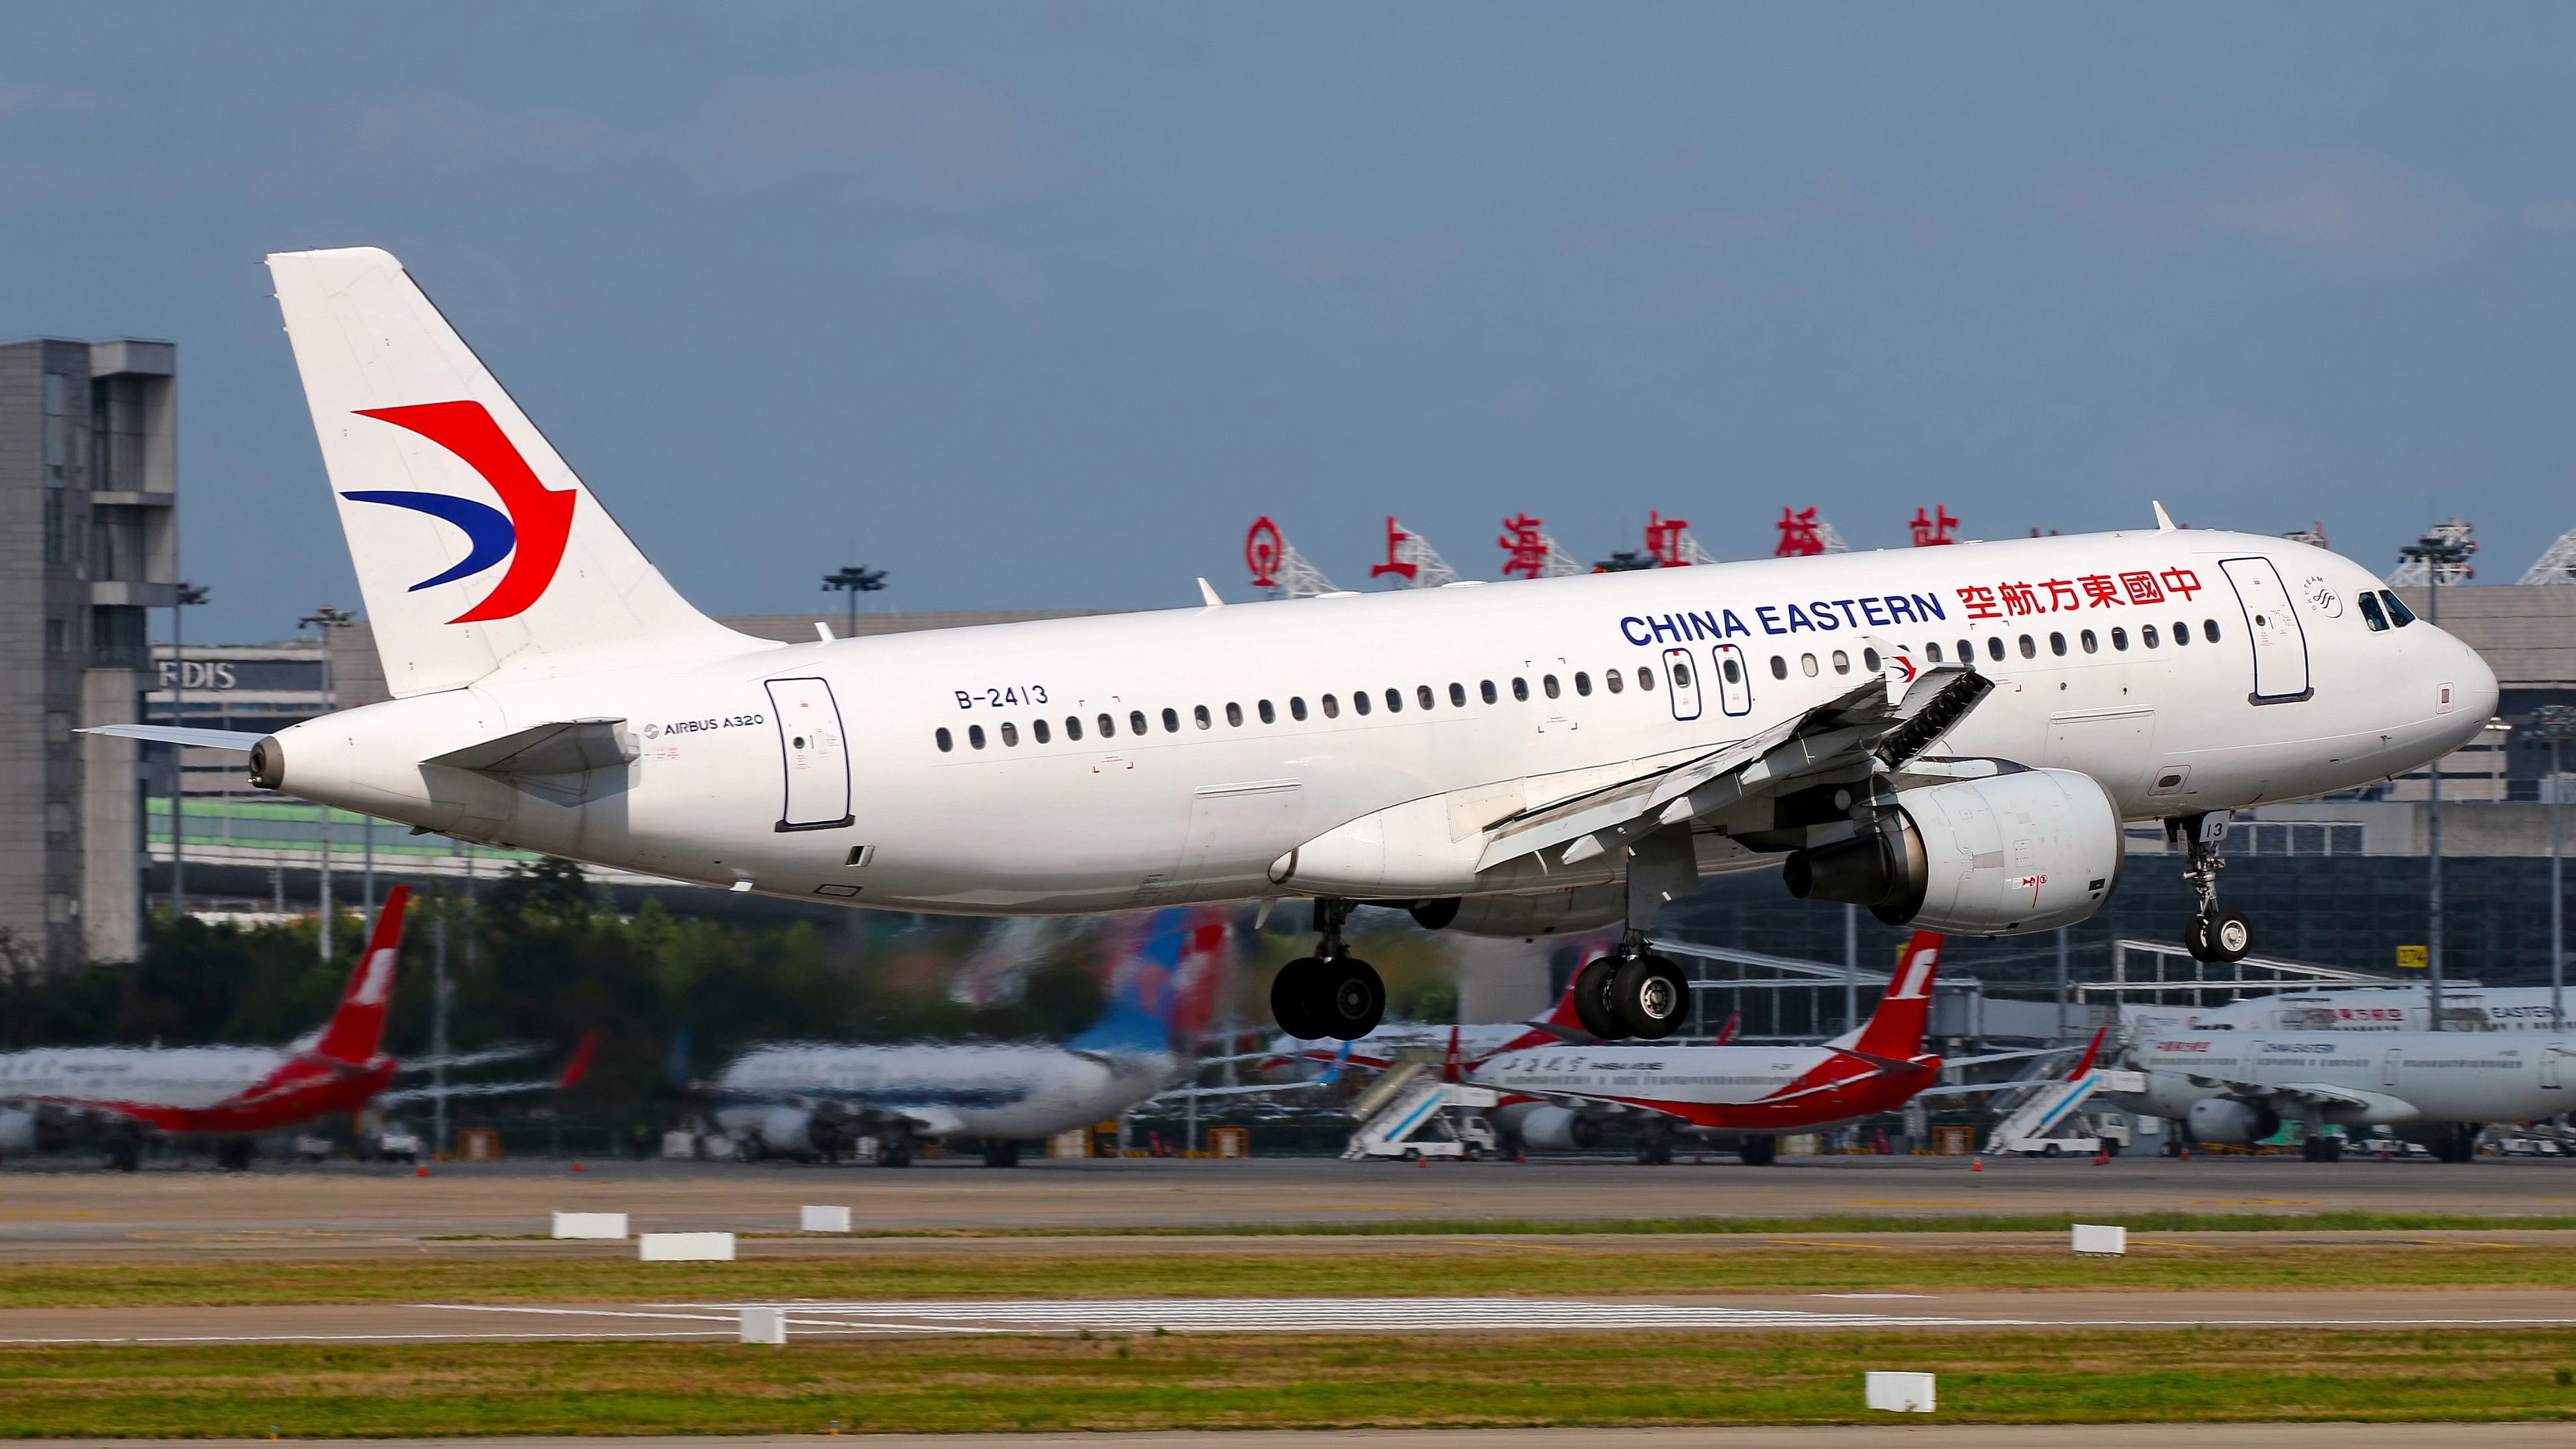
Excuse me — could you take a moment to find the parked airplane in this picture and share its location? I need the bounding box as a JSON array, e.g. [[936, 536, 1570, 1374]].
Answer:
[[0, 890, 413, 1170], [707, 909, 1225, 1165], [96, 247, 2498, 1046], [2128, 987, 2569, 1037], [1462, 932, 1944, 1163], [2110, 1024, 2576, 1162]]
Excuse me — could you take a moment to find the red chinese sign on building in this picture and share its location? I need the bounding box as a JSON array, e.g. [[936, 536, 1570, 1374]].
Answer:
[[1775, 507, 1827, 557], [1498, 513, 1553, 580], [1370, 517, 1417, 582], [1244, 517, 1284, 589], [1909, 506, 1958, 547], [1955, 567, 2203, 622], [1644, 511, 1692, 567]]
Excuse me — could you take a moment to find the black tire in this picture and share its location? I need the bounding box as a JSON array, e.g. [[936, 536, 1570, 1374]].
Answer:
[[2206, 911, 2253, 963], [1610, 954, 1689, 1040], [216, 1138, 254, 1172], [1316, 956, 1386, 1040], [1738, 1135, 1778, 1167], [106, 1140, 141, 1173], [981, 1139, 1020, 1168], [1462, 1144, 1485, 1161], [2183, 913, 2218, 963], [2042, 1141, 2062, 1157], [1572, 956, 1624, 1040], [1401, 1147, 1421, 1163], [1270, 957, 1328, 1040]]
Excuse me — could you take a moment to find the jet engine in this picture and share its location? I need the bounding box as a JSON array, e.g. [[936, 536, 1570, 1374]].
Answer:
[[1783, 766, 2122, 934], [751, 1106, 816, 1159], [2186, 1096, 2280, 1146], [1496, 1103, 1600, 1152], [0, 1108, 33, 1157], [1408, 885, 1626, 938]]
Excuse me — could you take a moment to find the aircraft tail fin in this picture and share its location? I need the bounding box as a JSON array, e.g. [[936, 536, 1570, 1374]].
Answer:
[[265, 247, 758, 698], [2066, 1026, 2108, 1080], [1843, 931, 1943, 1060], [1070, 909, 1229, 1054], [311, 887, 410, 1065]]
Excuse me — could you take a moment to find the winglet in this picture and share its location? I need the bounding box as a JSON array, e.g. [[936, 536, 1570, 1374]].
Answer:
[[2152, 501, 2178, 532], [1197, 578, 1224, 608]]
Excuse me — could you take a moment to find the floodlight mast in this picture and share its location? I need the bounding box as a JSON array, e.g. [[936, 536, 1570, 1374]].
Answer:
[[2395, 521, 2477, 1030]]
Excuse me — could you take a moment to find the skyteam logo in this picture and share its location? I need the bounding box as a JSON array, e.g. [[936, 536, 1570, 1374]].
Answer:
[[339, 401, 575, 624]]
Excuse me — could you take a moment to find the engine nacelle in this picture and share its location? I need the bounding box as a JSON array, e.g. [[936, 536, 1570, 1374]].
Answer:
[[2187, 1096, 2280, 1145], [1409, 885, 1626, 938], [0, 1108, 33, 1156], [753, 1107, 815, 1156], [1783, 766, 2121, 934], [1497, 1104, 1600, 1152]]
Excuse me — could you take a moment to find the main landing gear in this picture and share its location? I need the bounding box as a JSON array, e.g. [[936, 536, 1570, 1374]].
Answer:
[[1572, 931, 1690, 1042], [1271, 898, 1387, 1041], [2172, 811, 2253, 964]]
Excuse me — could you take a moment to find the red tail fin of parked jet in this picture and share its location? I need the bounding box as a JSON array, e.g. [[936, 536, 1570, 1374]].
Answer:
[[1845, 931, 1942, 1061], [309, 887, 411, 1065]]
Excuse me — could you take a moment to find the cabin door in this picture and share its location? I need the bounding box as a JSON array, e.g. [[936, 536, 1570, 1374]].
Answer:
[[2220, 556, 2314, 704], [765, 677, 855, 832], [1662, 648, 1703, 722], [1710, 643, 1753, 717]]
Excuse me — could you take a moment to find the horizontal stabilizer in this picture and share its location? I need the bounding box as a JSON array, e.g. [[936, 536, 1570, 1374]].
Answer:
[[425, 718, 636, 776], [78, 724, 265, 751]]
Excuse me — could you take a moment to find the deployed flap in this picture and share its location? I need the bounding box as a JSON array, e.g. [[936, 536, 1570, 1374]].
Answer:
[[426, 718, 636, 776]]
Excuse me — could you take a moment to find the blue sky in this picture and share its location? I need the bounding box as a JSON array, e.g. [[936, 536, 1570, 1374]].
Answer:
[[7, 3, 2571, 642]]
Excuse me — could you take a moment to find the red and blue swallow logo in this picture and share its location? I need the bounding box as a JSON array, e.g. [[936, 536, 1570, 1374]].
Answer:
[[1891, 654, 1919, 684], [338, 401, 574, 623]]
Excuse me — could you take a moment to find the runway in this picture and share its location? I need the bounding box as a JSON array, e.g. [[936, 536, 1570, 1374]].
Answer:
[[9, 1289, 2576, 1345], [20, 1429, 2576, 1449], [5, 1153, 2574, 1259]]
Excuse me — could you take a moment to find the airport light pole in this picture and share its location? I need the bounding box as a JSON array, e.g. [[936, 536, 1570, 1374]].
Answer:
[[2398, 524, 2476, 1030], [298, 606, 355, 960], [2535, 705, 2576, 1029], [168, 581, 208, 923], [820, 564, 887, 635]]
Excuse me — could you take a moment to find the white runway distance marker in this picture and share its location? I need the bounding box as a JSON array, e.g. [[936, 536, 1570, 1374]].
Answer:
[[550, 1211, 628, 1241], [738, 1306, 787, 1345], [638, 1232, 735, 1263], [2072, 1223, 2128, 1257], [799, 1205, 852, 1233], [1865, 1370, 1936, 1413]]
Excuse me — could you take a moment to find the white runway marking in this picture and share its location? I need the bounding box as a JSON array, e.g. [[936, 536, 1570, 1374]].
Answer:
[[639, 1297, 2016, 1331]]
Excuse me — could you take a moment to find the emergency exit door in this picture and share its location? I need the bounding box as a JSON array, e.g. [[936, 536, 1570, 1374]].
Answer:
[[1710, 643, 1753, 717], [2220, 556, 2313, 704], [1662, 648, 1702, 721], [765, 677, 854, 831]]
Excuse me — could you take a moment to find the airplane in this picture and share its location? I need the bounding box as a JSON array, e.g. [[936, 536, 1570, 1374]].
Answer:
[[0, 889, 414, 1171], [2127, 987, 2571, 1037], [2108, 1022, 2576, 1163], [92, 246, 2499, 1048], [1464, 930, 1945, 1163], [707, 909, 1225, 1166]]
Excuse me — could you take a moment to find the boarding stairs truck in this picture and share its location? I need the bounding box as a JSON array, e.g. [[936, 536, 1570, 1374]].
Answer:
[[1342, 1062, 1501, 1161], [1987, 1031, 2141, 1156]]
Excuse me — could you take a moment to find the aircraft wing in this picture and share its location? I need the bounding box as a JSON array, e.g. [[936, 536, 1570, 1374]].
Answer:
[[1475, 660, 1992, 873], [2186, 1076, 2423, 1120]]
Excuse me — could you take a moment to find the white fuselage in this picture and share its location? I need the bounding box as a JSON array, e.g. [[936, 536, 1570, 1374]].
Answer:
[[2129, 989, 2572, 1037], [2116, 1031, 2576, 1126], [709, 1042, 1177, 1143], [267, 530, 2495, 921], [0, 1048, 286, 1113]]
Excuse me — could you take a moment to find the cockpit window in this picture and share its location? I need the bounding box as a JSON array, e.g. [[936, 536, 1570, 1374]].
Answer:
[[2358, 592, 2389, 632], [2380, 589, 2417, 626]]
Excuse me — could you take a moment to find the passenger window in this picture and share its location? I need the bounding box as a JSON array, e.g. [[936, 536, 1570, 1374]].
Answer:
[[2203, 619, 2221, 643], [1127, 710, 1146, 735], [969, 724, 987, 749], [2141, 624, 2159, 648], [1831, 650, 1850, 675], [1958, 638, 1975, 664], [2172, 620, 2191, 647], [1770, 655, 1788, 680], [2381, 589, 2416, 626], [1450, 682, 1467, 706], [1925, 642, 1943, 664], [1322, 694, 1340, 718], [1384, 688, 1401, 713], [1066, 716, 1083, 741], [1033, 719, 1051, 744], [1258, 700, 1276, 724], [1000, 722, 1018, 746], [1161, 708, 1180, 732], [1354, 690, 1373, 716], [1290, 697, 1308, 721], [2018, 634, 2036, 659], [1862, 648, 1879, 672], [1225, 702, 1243, 727], [1543, 674, 1561, 698], [2358, 594, 2389, 632], [1417, 685, 1435, 709], [1513, 677, 1529, 701], [1722, 656, 1742, 684], [2080, 630, 2098, 654], [2048, 632, 2067, 657], [2110, 628, 2127, 651], [1639, 668, 1656, 690], [1672, 662, 1691, 688], [1574, 672, 1591, 696], [1191, 705, 1210, 729], [1986, 637, 2005, 661], [936, 727, 954, 753], [1604, 671, 1623, 694], [1480, 680, 1498, 704], [1800, 654, 1819, 677]]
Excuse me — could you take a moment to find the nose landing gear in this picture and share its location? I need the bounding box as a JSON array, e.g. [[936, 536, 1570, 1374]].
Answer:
[[1270, 897, 1386, 1041], [2172, 812, 2253, 963]]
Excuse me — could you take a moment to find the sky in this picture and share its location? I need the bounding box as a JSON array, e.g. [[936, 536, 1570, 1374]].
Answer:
[[6, 3, 2572, 644]]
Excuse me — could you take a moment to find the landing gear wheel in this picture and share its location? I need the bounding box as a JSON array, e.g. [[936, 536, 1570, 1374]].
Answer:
[[1610, 954, 1689, 1040], [876, 1139, 914, 1168], [2203, 910, 2253, 962], [104, 1140, 140, 1173], [980, 1139, 1020, 1167], [215, 1138, 254, 1172], [1270, 956, 1330, 1040], [1737, 1135, 1778, 1167], [1571, 956, 1624, 1040], [1637, 1139, 1673, 1166], [2184, 913, 2217, 962], [1314, 956, 1385, 1040]]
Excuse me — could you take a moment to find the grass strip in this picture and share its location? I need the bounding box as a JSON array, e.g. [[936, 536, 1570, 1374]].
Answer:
[[5, 1328, 2576, 1434], [9, 1241, 2576, 1309]]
